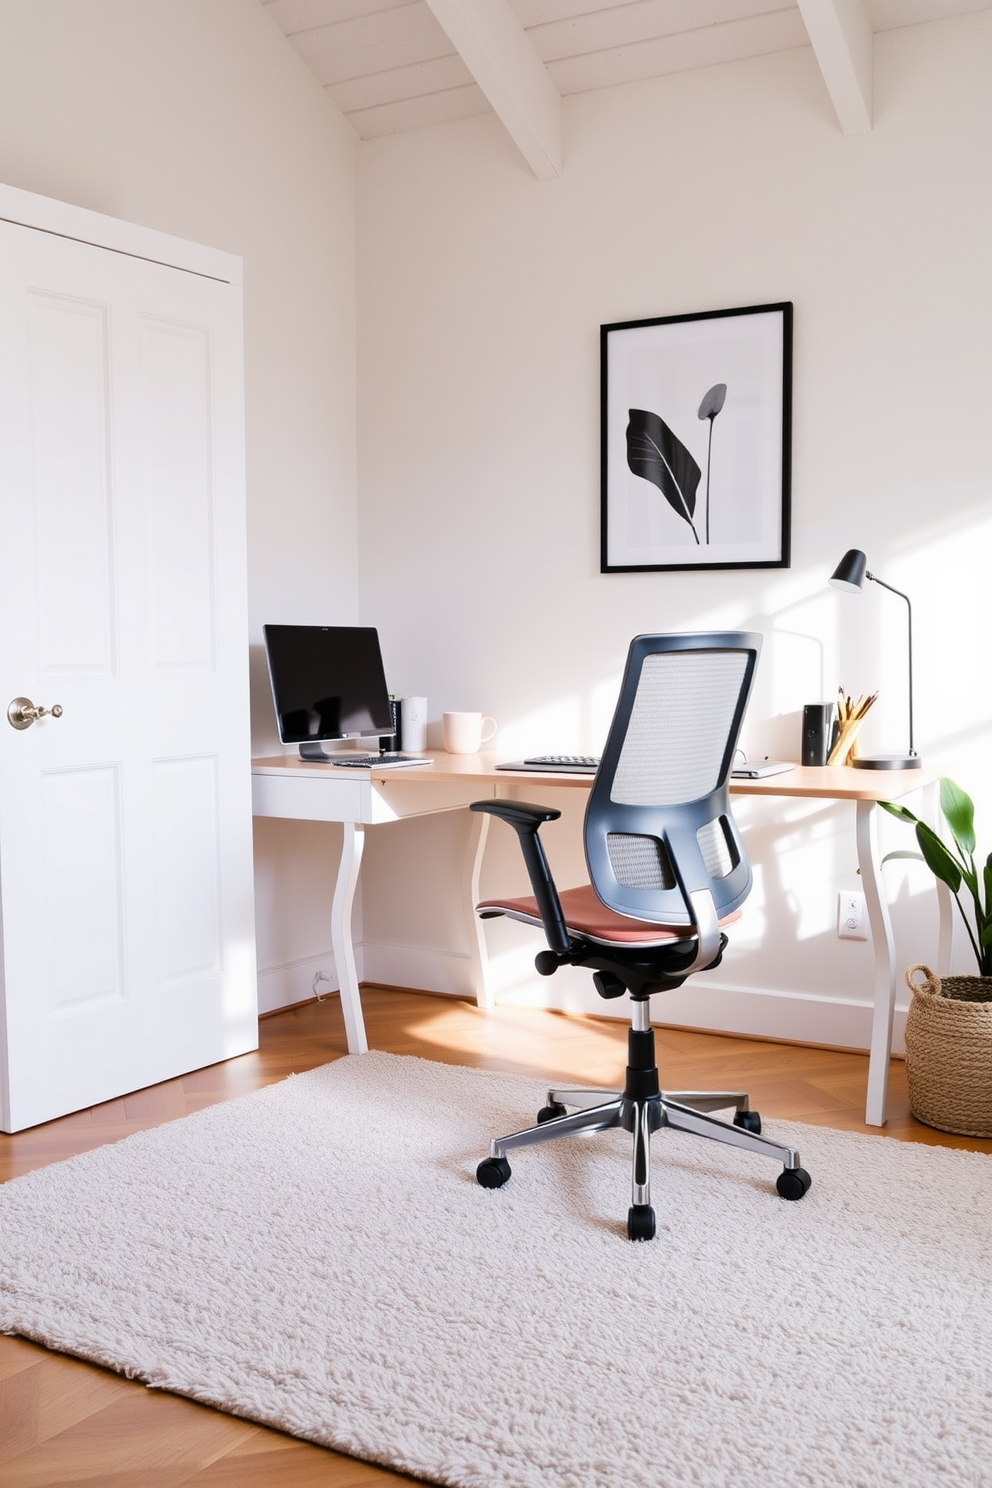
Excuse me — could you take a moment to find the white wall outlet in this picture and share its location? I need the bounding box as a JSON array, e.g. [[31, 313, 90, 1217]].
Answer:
[[838, 890, 867, 940]]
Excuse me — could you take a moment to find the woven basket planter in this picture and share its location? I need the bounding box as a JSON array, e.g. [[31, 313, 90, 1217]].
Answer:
[[904, 965, 992, 1137]]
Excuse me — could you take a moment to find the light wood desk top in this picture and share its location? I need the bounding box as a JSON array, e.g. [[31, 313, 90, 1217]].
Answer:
[[729, 763, 937, 801], [251, 751, 590, 786], [252, 751, 936, 801]]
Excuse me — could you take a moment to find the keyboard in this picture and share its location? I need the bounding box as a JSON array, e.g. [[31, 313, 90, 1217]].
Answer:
[[325, 753, 432, 769], [497, 755, 600, 775], [731, 761, 795, 779]]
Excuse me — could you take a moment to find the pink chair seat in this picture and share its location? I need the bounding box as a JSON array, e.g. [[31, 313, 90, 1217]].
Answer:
[[477, 884, 742, 947]]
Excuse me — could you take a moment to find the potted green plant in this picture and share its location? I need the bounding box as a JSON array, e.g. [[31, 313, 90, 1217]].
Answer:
[[880, 777, 992, 1137]]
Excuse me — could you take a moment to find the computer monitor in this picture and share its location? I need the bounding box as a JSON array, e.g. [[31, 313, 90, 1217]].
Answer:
[[263, 624, 394, 760]]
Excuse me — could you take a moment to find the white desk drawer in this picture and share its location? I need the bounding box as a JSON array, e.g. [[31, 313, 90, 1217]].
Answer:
[[369, 779, 496, 822], [251, 771, 369, 824]]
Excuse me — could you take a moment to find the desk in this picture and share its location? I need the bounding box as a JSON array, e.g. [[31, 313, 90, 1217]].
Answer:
[[251, 755, 948, 1127]]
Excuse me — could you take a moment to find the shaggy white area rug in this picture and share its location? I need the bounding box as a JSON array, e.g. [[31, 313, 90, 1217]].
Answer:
[[2, 1052, 991, 1488]]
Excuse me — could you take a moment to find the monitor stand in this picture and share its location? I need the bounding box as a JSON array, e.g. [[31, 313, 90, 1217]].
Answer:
[[298, 737, 396, 762], [299, 742, 337, 761]]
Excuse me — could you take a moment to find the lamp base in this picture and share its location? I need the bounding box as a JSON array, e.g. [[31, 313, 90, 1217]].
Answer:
[[852, 754, 922, 771]]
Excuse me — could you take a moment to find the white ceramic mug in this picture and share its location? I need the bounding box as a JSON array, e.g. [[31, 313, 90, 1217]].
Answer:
[[442, 711, 497, 755]]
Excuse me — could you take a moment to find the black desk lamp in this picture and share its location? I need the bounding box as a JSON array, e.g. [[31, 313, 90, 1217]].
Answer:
[[828, 548, 921, 770]]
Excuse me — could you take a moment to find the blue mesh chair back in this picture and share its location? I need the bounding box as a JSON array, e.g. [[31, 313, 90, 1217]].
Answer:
[[584, 632, 759, 938]]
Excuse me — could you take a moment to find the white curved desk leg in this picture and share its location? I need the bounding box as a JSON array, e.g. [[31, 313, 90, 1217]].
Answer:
[[465, 807, 493, 1007], [331, 822, 369, 1054], [858, 799, 895, 1126]]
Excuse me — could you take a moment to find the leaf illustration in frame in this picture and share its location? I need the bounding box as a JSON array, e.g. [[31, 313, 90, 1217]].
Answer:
[[697, 384, 727, 421], [625, 408, 702, 544], [697, 382, 727, 544]]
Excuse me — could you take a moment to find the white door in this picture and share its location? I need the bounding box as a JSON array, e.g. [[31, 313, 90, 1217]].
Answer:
[[0, 187, 257, 1132]]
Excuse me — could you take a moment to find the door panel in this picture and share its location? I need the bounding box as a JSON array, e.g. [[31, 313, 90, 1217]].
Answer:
[[151, 754, 222, 985], [141, 317, 216, 672], [30, 292, 117, 675], [42, 764, 126, 1013], [0, 195, 256, 1131]]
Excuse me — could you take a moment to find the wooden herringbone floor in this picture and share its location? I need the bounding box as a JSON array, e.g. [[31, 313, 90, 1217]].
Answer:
[[2, 986, 989, 1486]]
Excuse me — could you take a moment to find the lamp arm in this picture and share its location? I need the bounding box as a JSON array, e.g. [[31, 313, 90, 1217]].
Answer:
[[865, 571, 915, 757]]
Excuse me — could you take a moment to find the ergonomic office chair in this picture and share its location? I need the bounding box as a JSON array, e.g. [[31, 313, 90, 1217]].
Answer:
[[471, 632, 811, 1241]]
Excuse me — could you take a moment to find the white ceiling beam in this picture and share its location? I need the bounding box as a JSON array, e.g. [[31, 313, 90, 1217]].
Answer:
[[795, 0, 873, 135], [424, 0, 562, 178]]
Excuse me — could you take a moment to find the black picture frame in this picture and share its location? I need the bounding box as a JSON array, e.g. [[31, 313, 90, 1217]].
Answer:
[[601, 302, 792, 573]]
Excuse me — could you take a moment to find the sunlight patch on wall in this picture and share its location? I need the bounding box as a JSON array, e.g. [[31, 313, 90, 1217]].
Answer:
[[497, 695, 582, 757], [738, 796, 846, 943], [493, 662, 625, 755], [484, 942, 548, 995]]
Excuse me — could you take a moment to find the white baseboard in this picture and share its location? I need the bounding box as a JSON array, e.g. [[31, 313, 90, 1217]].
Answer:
[[362, 943, 476, 998], [494, 977, 907, 1056], [257, 945, 473, 1015], [361, 942, 909, 1053], [263, 942, 907, 1056], [257, 949, 345, 1016]]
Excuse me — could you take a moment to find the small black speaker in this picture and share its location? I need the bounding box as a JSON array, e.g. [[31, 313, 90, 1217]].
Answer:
[[802, 702, 837, 767], [380, 698, 401, 752]]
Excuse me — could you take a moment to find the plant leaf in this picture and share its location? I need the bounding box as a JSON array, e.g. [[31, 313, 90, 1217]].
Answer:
[[939, 777, 976, 856], [697, 383, 727, 421], [884, 775, 990, 972], [879, 801, 920, 825], [915, 822, 962, 892], [880, 850, 924, 864], [626, 409, 701, 536]]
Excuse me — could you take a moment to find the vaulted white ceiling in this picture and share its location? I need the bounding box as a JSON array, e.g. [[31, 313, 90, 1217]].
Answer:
[[262, 0, 991, 175]]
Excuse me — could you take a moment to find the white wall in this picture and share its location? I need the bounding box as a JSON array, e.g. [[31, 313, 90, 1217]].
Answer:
[[355, 15, 992, 1048], [0, 0, 359, 1013], [2, 4, 988, 1048]]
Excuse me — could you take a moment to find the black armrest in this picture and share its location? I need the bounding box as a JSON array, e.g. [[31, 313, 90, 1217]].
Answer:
[[469, 799, 569, 955], [470, 799, 561, 828]]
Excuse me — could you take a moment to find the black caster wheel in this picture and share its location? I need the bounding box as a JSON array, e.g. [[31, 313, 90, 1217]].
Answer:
[[537, 1101, 568, 1123], [627, 1204, 656, 1241], [776, 1167, 812, 1201], [733, 1109, 762, 1134], [476, 1156, 511, 1189]]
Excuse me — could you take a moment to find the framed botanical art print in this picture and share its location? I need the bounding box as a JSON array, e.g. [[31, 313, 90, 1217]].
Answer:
[[601, 302, 792, 572]]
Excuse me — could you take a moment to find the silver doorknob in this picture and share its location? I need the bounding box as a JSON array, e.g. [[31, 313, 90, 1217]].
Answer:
[[7, 697, 64, 730]]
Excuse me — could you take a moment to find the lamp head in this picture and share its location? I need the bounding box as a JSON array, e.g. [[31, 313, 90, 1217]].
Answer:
[[829, 548, 868, 593]]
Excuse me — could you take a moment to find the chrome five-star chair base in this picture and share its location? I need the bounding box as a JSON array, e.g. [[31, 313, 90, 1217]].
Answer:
[[477, 999, 808, 1242]]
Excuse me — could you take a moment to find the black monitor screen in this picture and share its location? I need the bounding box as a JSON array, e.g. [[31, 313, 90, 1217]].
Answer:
[[263, 625, 393, 744]]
